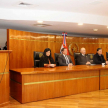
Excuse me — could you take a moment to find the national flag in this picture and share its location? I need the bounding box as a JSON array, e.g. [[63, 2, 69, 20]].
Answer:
[[60, 32, 69, 55]]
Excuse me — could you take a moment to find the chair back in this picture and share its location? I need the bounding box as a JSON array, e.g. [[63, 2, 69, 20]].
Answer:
[[54, 53, 61, 66], [87, 53, 94, 64], [74, 52, 80, 65], [106, 52, 108, 60], [34, 51, 43, 67]]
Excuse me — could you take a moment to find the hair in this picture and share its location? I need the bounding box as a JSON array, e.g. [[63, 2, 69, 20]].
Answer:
[[61, 48, 66, 52], [97, 48, 102, 51], [43, 48, 52, 59], [80, 47, 85, 52]]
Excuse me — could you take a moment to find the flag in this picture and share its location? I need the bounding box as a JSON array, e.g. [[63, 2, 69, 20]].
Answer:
[[60, 32, 69, 55]]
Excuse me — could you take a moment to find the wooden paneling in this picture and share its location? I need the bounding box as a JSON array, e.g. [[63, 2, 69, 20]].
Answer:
[[0, 52, 9, 72], [10, 65, 100, 103], [10, 80, 22, 103], [0, 74, 9, 107], [8, 29, 108, 69], [0, 51, 11, 107], [100, 69, 108, 90]]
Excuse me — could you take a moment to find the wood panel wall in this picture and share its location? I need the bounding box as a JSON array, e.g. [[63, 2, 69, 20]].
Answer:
[[0, 51, 10, 107], [8, 29, 108, 69]]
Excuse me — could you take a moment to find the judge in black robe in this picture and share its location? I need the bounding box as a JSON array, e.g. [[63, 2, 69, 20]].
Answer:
[[93, 48, 107, 64], [39, 48, 56, 67]]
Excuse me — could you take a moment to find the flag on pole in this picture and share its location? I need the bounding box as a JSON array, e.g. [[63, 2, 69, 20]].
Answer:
[[60, 32, 69, 55]]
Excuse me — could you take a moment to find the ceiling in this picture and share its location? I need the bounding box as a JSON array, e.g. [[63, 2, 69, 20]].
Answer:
[[0, 0, 108, 37]]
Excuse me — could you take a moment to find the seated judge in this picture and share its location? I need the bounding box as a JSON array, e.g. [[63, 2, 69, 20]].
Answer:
[[39, 48, 56, 67], [58, 48, 73, 66], [77, 47, 91, 65], [93, 48, 108, 65]]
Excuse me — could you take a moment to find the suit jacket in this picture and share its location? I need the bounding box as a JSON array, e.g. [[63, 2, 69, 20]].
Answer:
[[58, 54, 73, 66], [93, 53, 105, 64], [39, 55, 55, 67], [76, 53, 90, 65]]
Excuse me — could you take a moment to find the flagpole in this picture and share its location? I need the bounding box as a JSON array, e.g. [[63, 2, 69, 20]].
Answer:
[[64, 32, 65, 47]]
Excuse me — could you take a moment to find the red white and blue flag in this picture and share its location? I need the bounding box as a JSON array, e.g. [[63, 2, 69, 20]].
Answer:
[[60, 32, 69, 55]]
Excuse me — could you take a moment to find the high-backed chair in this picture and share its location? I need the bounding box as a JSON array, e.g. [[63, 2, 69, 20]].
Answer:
[[87, 53, 94, 64], [106, 52, 108, 60], [33, 51, 43, 67], [54, 53, 61, 66], [74, 52, 80, 65]]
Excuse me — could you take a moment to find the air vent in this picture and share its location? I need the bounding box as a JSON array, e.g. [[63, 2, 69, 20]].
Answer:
[[33, 24, 52, 27], [19, 2, 32, 6]]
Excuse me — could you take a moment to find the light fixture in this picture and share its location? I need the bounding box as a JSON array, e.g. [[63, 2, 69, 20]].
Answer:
[[93, 29, 98, 32], [37, 21, 43, 23], [78, 23, 83, 25], [107, 26, 108, 28], [33, 24, 52, 27]]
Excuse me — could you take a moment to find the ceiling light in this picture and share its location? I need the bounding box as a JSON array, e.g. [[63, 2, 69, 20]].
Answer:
[[18, 2, 32, 6], [78, 23, 83, 25], [37, 21, 43, 23], [34, 24, 51, 27], [93, 29, 98, 32]]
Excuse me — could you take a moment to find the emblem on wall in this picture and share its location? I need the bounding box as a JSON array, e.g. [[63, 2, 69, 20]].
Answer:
[[69, 43, 79, 55]]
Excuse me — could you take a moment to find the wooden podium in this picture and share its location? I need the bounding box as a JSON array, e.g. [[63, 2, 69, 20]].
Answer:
[[0, 50, 11, 107]]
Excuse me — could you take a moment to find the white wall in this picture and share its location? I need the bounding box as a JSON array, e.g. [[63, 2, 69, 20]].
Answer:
[[0, 29, 7, 49]]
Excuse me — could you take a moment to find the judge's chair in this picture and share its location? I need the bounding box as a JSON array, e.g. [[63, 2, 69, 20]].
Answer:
[[54, 53, 61, 66], [74, 52, 80, 65], [106, 52, 108, 60], [87, 53, 94, 64], [33, 51, 43, 67]]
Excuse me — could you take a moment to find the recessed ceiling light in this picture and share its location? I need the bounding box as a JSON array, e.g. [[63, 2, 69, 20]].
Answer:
[[78, 23, 83, 25], [18, 2, 32, 7], [33, 24, 51, 27], [37, 21, 43, 23], [93, 29, 98, 32], [19, 2, 31, 6]]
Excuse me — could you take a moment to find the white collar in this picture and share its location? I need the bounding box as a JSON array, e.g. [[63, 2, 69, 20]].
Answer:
[[63, 54, 66, 57], [82, 54, 85, 56]]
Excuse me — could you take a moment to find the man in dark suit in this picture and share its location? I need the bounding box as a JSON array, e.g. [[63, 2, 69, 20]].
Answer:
[[77, 47, 91, 65], [93, 48, 108, 64], [58, 48, 73, 66]]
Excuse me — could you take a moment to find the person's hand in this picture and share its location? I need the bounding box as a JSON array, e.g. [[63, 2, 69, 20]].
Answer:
[[86, 62, 91, 65], [49, 64, 56, 67], [44, 64, 50, 67], [106, 61, 108, 65], [68, 63, 73, 67]]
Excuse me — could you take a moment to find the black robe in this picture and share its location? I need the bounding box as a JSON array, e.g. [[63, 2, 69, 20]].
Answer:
[[93, 53, 105, 64], [39, 55, 55, 67]]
